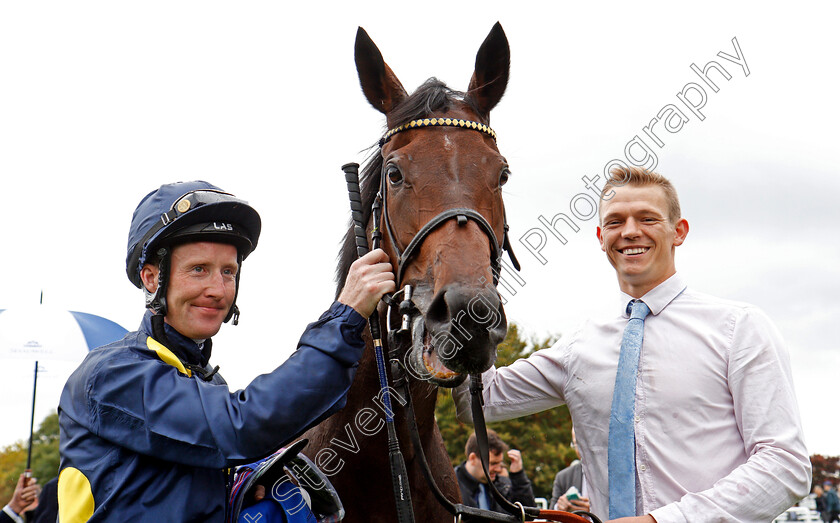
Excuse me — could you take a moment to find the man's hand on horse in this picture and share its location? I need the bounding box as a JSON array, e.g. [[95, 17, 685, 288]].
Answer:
[[338, 249, 396, 318]]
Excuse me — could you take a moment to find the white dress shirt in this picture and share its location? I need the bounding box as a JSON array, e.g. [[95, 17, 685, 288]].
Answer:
[[2, 505, 24, 523], [455, 273, 811, 522]]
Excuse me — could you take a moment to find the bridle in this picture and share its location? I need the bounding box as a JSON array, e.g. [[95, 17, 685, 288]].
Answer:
[[341, 117, 602, 523], [375, 118, 521, 353], [376, 117, 520, 291]]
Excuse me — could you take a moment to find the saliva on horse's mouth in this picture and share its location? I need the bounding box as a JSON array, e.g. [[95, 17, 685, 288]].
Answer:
[[407, 316, 467, 388]]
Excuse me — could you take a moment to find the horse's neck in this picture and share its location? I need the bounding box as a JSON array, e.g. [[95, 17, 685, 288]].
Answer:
[[302, 336, 461, 522], [312, 336, 439, 446]]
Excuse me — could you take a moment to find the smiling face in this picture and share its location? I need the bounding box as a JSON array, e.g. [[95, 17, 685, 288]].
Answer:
[[141, 241, 239, 340], [597, 184, 688, 298]]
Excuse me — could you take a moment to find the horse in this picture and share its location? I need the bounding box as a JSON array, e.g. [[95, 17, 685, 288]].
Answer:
[[302, 23, 516, 523]]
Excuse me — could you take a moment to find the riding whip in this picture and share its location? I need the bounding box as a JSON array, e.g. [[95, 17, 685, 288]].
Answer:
[[342, 162, 415, 523]]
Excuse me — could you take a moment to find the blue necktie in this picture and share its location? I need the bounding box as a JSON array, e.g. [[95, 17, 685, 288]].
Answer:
[[477, 483, 491, 510], [608, 299, 651, 519]]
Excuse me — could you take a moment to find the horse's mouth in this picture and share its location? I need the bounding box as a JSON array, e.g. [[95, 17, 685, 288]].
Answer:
[[406, 317, 466, 388], [422, 329, 460, 379]]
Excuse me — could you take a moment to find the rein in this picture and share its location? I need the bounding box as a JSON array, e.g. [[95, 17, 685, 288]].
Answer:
[[343, 163, 415, 523], [340, 119, 601, 523]]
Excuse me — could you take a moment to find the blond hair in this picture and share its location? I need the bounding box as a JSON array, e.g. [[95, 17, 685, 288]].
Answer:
[[600, 166, 681, 224]]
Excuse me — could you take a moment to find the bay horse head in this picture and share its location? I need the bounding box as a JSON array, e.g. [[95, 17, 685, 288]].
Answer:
[[338, 23, 519, 388]]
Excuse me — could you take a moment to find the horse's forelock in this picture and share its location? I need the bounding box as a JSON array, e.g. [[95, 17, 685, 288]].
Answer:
[[387, 77, 485, 127]]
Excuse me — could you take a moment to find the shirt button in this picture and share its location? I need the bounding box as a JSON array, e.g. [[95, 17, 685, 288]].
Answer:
[[634, 415, 641, 422], [639, 464, 647, 472]]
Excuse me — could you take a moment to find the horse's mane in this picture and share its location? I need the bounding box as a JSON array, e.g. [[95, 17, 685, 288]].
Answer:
[[335, 77, 484, 296]]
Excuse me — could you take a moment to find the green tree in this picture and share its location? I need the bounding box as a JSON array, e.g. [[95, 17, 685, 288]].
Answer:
[[435, 323, 576, 499], [0, 411, 61, 502], [810, 454, 840, 490]]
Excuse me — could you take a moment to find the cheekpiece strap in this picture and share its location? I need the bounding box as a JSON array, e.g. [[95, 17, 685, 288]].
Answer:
[[379, 118, 496, 147]]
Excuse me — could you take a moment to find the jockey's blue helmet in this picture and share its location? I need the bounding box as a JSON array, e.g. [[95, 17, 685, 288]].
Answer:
[[125, 181, 261, 323]]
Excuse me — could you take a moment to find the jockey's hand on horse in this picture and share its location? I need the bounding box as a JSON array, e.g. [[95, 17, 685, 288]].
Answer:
[[338, 249, 396, 318]]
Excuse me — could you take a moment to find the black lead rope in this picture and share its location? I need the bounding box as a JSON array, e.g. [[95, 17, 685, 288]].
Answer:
[[468, 376, 604, 523], [469, 375, 534, 521], [392, 361, 526, 523]]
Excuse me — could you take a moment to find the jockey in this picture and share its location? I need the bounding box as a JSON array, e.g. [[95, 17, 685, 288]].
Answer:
[[57, 181, 394, 521]]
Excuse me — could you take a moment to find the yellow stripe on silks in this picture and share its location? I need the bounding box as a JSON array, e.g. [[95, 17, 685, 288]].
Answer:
[[58, 468, 95, 523], [146, 336, 192, 377]]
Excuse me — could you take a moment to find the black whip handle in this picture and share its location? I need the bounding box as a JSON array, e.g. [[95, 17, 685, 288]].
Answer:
[[342, 162, 369, 258], [341, 161, 413, 522], [342, 162, 382, 341]]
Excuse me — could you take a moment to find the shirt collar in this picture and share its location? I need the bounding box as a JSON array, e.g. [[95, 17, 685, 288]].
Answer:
[[618, 272, 687, 317]]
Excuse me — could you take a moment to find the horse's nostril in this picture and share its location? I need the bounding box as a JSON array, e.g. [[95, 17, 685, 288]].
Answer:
[[425, 289, 451, 328], [425, 285, 506, 345], [419, 284, 506, 376]]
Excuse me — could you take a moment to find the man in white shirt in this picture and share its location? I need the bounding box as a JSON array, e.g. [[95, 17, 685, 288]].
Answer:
[[455, 167, 811, 522]]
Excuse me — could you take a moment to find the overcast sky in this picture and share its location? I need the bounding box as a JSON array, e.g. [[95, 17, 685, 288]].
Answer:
[[1, 1, 838, 464]]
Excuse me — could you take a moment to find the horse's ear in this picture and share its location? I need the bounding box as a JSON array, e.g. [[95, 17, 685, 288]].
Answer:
[[355, 27, 408, 115], [466, 22, 510, 117]]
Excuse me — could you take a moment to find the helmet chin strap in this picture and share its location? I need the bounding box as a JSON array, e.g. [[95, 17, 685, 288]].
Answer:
[[144, 247, 173, 351], [223, 252, 244, 325], [146, 247, 170, 317]]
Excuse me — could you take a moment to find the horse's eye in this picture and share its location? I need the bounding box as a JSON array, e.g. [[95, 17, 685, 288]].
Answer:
[[499, 167, 511, 187], [386, 164, 403, 185]]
